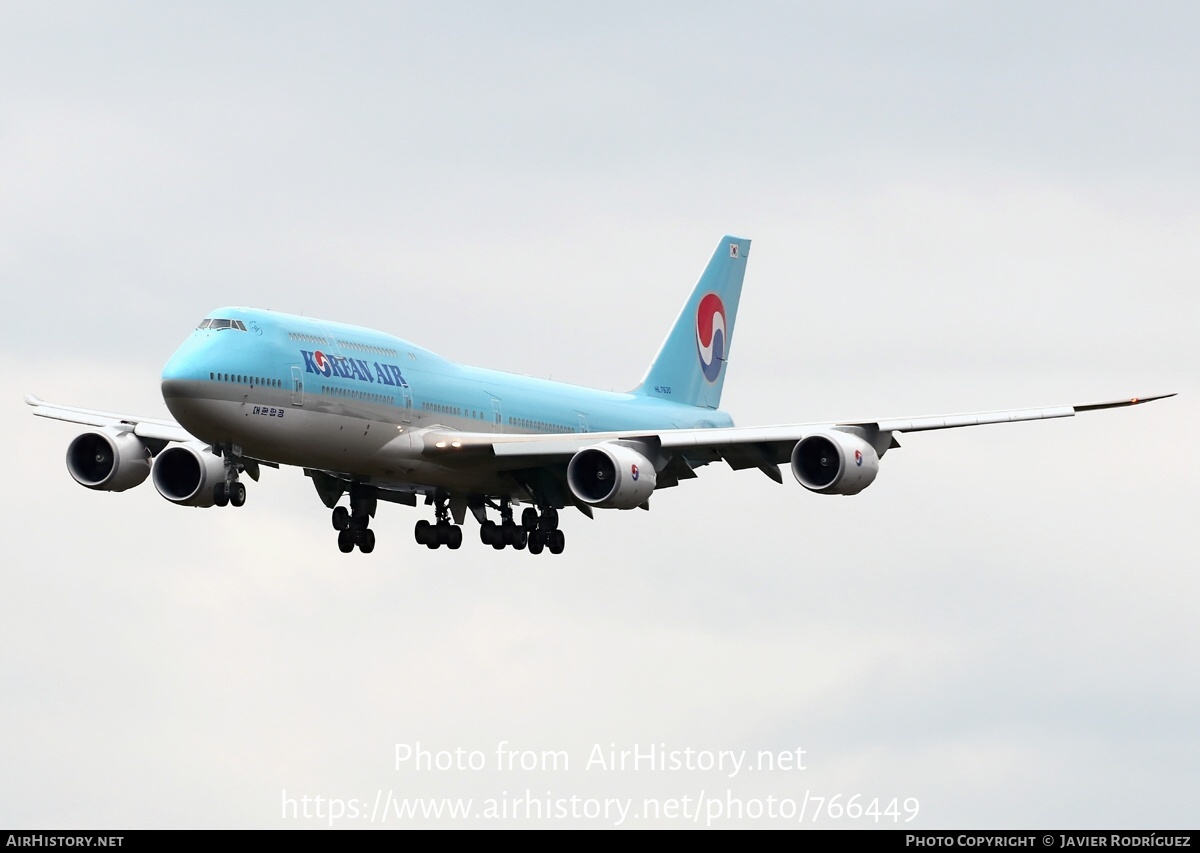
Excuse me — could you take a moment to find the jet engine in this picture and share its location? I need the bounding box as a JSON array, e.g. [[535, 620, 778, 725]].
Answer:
[[567, 443, 656, 509], [65, 429, 152, 492], [152, 442, 226, 507], [790, 431, 880, 495]]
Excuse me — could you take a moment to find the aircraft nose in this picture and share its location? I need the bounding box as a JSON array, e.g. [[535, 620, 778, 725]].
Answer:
[[160, 334, 209, 392], [161, 350, 187, 383], [162, 346, 197, 383]]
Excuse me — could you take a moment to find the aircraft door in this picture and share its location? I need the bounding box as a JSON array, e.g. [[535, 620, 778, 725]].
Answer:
[[291, 365, 304, 406], [491, 398, 503, 433], [401, 387, 412, 423]]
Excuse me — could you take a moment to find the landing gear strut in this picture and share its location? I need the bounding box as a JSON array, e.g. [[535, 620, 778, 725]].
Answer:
[[480, 497, 528, 550], [212, 445, 247, 508], [414, 494, 463, 550], [529, 505, 565, 555], [332, 486, 376, 554], [482, 501, 565, 555]]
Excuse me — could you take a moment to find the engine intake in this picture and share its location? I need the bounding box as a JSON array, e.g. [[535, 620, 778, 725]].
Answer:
[[152, 443, 226, 506], [791, 431, 879, 495], [567, 443, 656, 509], [66, 429, 151, 492]]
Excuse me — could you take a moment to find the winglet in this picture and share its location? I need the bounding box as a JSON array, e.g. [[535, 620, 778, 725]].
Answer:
[[1074, 393, 1177, 413]]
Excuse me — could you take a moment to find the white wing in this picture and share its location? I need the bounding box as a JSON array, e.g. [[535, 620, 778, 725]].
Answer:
[[25, 394, 194, 444], [415, 394, 1176, 485]]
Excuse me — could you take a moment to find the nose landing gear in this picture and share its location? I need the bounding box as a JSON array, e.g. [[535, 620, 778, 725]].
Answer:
[[212, 445, 248, 508]]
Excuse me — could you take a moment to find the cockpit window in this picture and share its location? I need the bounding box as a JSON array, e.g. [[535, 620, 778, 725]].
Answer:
[[196, 318, 247, 331]]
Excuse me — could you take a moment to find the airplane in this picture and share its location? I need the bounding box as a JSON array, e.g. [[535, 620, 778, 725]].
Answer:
[[28, 235, 1173, 556]]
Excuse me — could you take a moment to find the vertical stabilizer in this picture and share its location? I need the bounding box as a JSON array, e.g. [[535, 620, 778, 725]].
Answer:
[[633, 235, 750, 409]]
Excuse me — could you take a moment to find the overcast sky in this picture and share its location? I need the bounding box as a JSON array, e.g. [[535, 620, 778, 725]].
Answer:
[[2, 1, 1197, 828]]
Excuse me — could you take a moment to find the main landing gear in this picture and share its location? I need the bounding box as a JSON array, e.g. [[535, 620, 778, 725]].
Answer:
[[332, 488, 377, 554], [324, 491, 565, 555], [414, 494, 463, 550], [481, 501, 565, 555], [212, 446, 247, 508]]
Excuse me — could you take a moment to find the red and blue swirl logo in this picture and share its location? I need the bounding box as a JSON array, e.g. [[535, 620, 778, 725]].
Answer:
[[312, 350, 332, 377], [695, 293, 726, 383]]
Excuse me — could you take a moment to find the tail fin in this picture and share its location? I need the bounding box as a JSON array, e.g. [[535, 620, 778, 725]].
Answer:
[[633, 235, 750, 409]]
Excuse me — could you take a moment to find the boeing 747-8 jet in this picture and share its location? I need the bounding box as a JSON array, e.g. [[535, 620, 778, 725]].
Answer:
[[28, 236, 1172, 555]]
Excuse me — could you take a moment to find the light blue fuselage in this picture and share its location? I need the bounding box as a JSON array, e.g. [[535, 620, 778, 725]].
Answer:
[[160, 307, 733, 490]]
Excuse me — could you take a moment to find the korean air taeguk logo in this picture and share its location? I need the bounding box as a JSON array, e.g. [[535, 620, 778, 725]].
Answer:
[[695, 292, 726, 383]]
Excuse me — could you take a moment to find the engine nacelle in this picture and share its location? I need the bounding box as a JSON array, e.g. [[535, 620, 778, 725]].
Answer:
[[791, 431, 880, 495], [152, 442, 226, 507], [66, 429, 151, 492], [567, 443, 657, 509]]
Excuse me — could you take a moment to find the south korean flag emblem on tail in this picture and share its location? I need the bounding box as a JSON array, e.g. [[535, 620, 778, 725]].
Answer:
[[729, 242, 739, 258], [696, 293, 727, 384]]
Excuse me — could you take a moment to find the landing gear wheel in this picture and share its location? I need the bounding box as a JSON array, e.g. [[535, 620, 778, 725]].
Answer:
[[527, 531, 545, 555], [337, 529, 355, 553], [542, 507, 559, 531], [332, 506, 351, 531], [230, 481, 246, 507], [213, 482, 229, 507], [448, 526, 463, 550], [436, 520, 452, 546], [357, 528, 375, 554], [480, 521, 497, 545], [512, 527, 528, 550], [548, 529, 565, 555], [522, 507, 539, 531], [415, 519, 431, 545]]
